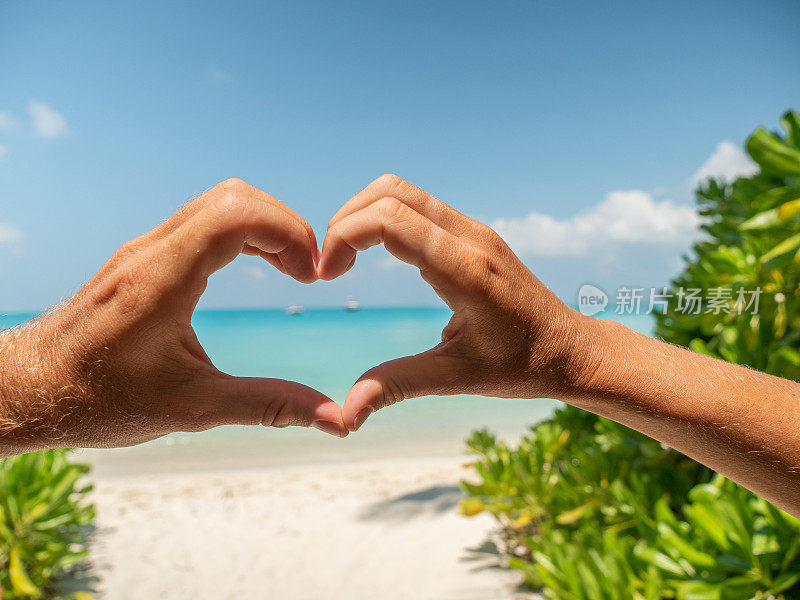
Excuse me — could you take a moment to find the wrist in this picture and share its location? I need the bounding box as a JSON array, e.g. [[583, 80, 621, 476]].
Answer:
[[546, 312, 625, 404], [0, 327, 37, 453], [519, 306, 610, 401], [0, 318, 85, 454], [557, 315, 653, 413]]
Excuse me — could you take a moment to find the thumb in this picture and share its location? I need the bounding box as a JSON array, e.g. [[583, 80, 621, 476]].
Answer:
[[343, 349, 459, 432], [207, 376, 348, 438]]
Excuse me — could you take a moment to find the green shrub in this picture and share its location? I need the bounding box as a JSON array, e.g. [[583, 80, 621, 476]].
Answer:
[[463, 411, 800, 599], [655, 110, 800, 377], [462, 111, 800, 600], [0, 450, 95, 599]]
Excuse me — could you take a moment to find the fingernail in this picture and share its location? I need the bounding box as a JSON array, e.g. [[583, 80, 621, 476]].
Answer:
[[352, 407, 374, 432], [312, 420, 345, 437]]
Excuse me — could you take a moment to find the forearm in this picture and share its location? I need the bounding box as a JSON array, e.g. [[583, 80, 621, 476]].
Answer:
[[312, 172, 800, 513], [565, 317, 800, 516], [0, 327, 39, 456], [0, 321, 84, 457]]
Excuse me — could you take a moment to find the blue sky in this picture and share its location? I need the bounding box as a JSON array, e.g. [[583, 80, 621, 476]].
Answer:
[[1, 0, 798, 311]]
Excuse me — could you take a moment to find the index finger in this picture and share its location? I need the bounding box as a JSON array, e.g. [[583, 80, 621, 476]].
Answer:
[[153, 178, 318, 248], [319, 196, 482, 305], [328, 174, 487, 243], [181, 185, 317, 281], [137, 180, 319, 316]]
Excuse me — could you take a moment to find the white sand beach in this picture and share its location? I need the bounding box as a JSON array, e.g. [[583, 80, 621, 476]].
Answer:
[[78, 455, 539, 600]]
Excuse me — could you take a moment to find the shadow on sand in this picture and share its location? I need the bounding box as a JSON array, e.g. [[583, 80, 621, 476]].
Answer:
[[358, 484, 464, 521], [52, 523, 109, 598], [358, 484, 539, 598]]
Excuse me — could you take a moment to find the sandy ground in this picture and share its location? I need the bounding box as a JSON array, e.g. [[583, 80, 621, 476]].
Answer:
[[73, 456, 538, 600]]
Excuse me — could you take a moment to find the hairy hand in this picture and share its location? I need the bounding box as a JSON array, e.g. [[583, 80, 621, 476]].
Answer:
[[0, 179, 347, 456], [319, 174, 601, 432]]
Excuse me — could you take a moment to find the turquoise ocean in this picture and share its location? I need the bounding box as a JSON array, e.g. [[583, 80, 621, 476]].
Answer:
[[0, 308, 654, 476]]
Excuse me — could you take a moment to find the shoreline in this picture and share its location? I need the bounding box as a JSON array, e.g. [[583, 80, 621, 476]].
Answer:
[[77, 397, 561, 479]]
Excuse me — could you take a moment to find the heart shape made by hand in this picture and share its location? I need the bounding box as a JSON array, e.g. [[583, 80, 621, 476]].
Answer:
[[181, 174, 568, 442], [17, 174, 572, 454]]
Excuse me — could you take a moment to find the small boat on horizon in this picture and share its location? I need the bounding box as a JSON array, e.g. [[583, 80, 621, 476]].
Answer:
[[344, 297, 360, 311], [285, 303, 305, 316]]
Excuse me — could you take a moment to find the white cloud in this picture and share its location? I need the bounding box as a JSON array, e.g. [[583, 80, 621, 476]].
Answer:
[[0, 221, 24, 250], [689, 140, 758, 187], [0, 111, 14, 130], [241, 264, 269, 281], [492, 190, 699, 258], [0, 145, 9, 159], [28, 100, 67, 139]]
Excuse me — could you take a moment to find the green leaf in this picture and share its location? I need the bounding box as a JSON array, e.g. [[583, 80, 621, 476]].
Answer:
[[457, 498, 485, 516], [656, 522, 717, 568], [777, 196, 800, 220], [555, 501, 596, 525], [0, 450, 94, 599], [634, 544, 687, 577], [780, 110, 800, 148], [718, 575, 762, 600], [740, 197, 800, 231], [771, 572, 800, 594], [747, 126, 800, 176], [9, 547, 42, 597], [676, 580, 723, 600], [685, 502, 731, 551], [759, 232, 800, 268], [739, 208, 781, 231], [575, 559, 603, 599]]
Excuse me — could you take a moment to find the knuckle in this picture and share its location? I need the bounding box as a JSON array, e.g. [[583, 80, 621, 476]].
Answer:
[[216, 177, 247, 193], [211, 180, 253, 216], [219, 188, 246, 213], [474, 221, 499, 243], [375, 173, 403, 189], [369, 371, 405, 409], [211, 190, 252, 230], [326, 219, 344, 242], [105, 262, 147, 314], [465, 248, 498, 288], [262, 400, 293, 428], [426, 225, 447, 254], [256, 400, 280, 427], [479, 221, 513, 257], [115, 238, 141, 258], [376, 196, 404, 220], [383, 377, 406, 407], [108, 238, 146, 268]]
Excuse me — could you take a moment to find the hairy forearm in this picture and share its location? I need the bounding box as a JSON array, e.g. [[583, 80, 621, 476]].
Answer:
[[0, 326, 40, 455], [565, 317, 800, 516], [0, 320, 85, 457]]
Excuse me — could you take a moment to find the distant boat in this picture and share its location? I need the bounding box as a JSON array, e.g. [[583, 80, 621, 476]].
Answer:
[[344, 297, 360, 311], [285, 303, 305, 315]]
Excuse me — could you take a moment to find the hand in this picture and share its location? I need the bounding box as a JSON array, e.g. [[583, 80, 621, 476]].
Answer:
[[0, 178, 347, 456], [319, 174, 600, 432], [320, 174, 800, 516]]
